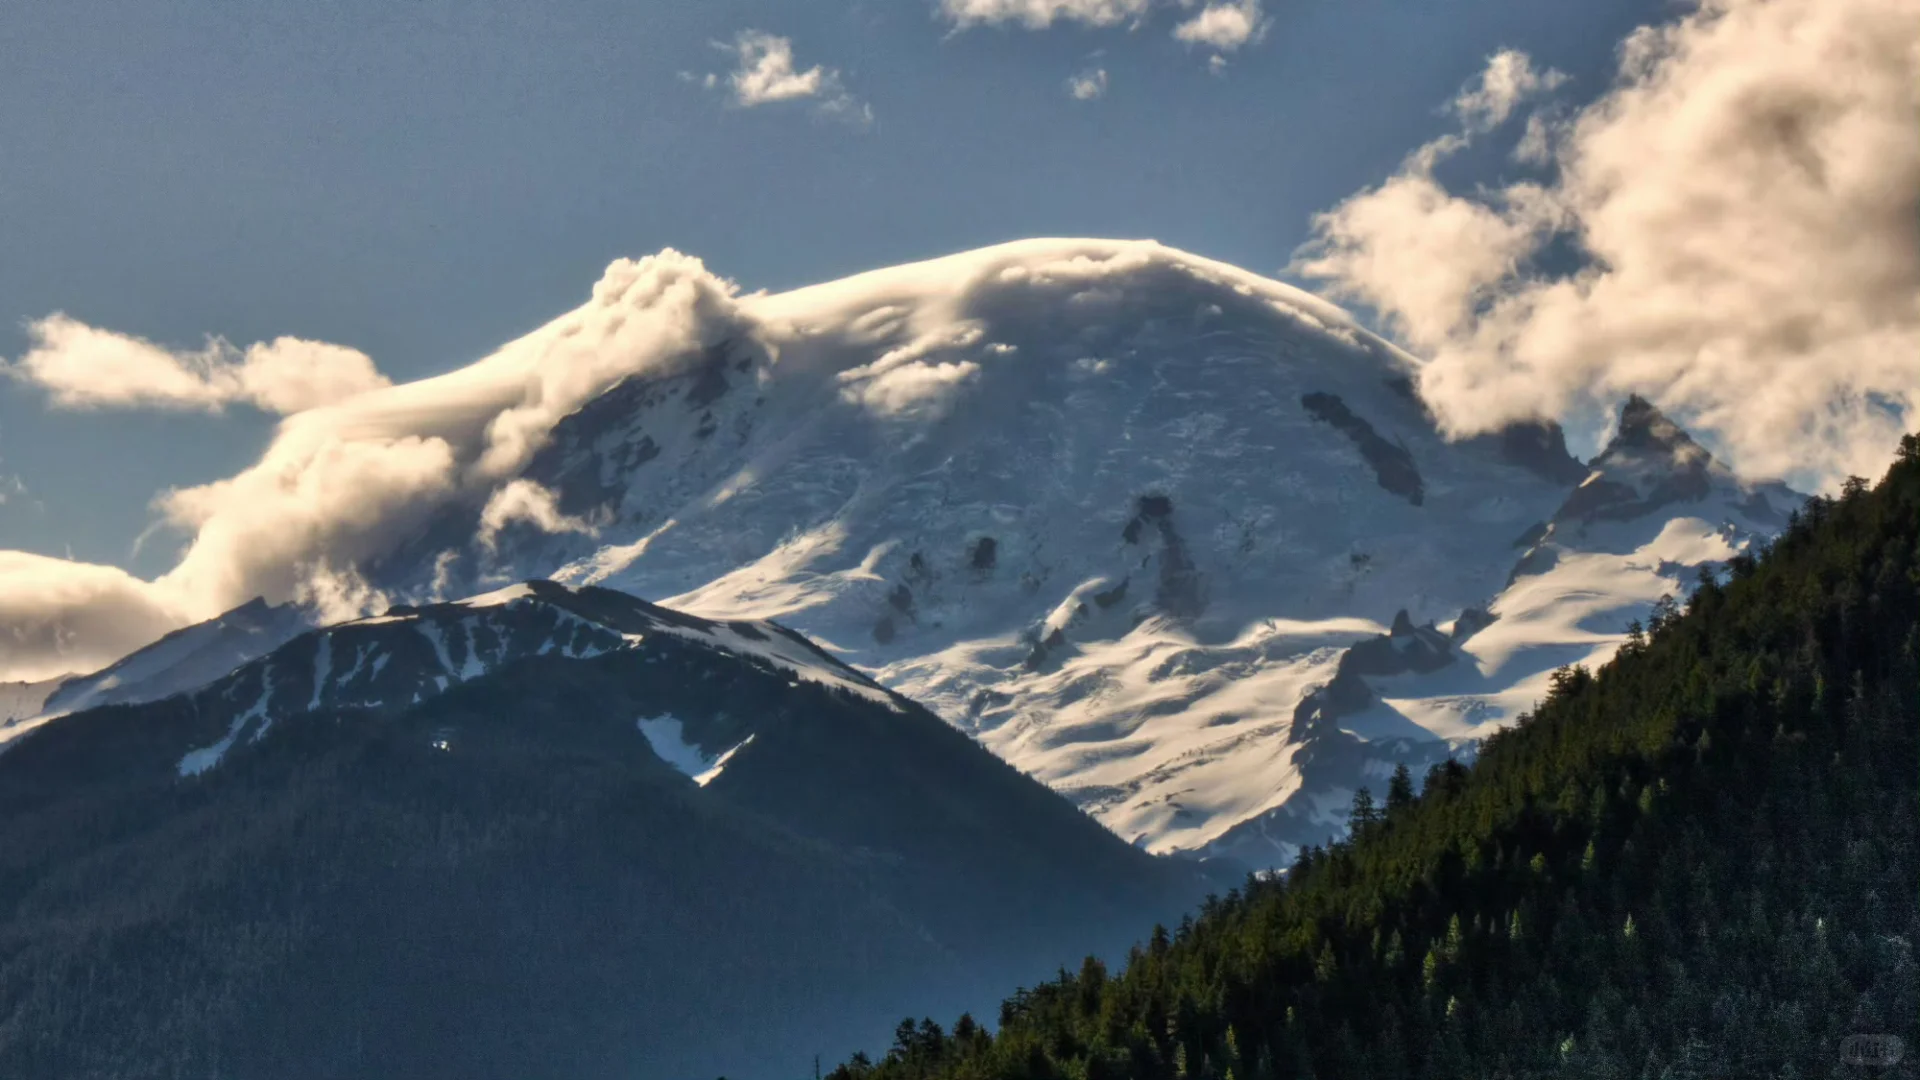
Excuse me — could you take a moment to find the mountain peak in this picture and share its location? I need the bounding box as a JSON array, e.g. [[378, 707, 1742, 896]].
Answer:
[[1611, 394, 1705, 462]]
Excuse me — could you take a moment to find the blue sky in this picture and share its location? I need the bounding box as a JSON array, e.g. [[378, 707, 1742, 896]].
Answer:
[[0, 0, 1670, 576]]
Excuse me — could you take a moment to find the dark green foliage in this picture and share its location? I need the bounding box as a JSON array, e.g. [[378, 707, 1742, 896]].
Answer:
[[830, 440, 1920, 1080]]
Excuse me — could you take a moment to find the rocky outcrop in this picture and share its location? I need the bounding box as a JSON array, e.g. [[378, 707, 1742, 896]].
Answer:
[[1290, 610, 1454, 740], [1302, 392, 1425, 505], [1553, 395, 1714, 525], [1121, 494, 1207, 619]]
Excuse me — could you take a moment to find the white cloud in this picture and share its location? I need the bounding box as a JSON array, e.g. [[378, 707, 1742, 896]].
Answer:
[[476, 480, 599, 553], [707, 31, 870, 124], [0, 552, 191, 683], [7, 314, 389, 415], [0, 248, 751, 681], [156, 249, 741, 630], [1512, 108, 1562, 165], [942, 0, 1269, 69], [938, 0, 1153, 30], [1172, 0, 1268, 52], [837, 324, 987, 420], [1294, 0, 1920, 490], [1067, 68, 1110, 100], [1452, 48, 1568, 134]]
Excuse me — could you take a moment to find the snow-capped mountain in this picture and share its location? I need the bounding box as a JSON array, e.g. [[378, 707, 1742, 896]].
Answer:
[[160, 579, 907, 779], [0, 675, 66, 725], [0, 581, 1211, 1079], [341, 240, 1793, 868], [12, 240, 1801, 870], [1200, 395, 1798, 864]]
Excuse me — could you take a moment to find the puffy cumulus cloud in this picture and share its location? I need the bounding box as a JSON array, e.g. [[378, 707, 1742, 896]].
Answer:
[[1293, 52, 1568, 347], [0, 249, 750, 680], [477, 250, 747, 476], [938, 0, 1152, 30], [1172, 0, 1268, 53], [160, 249, 743, 620], [1294, 0, 1920, 489], [705, 31, 871, 125], [157, 432, 463, 622], [0, 552, 191, 683], [1066, 67, 1110, 100], [9, 315, 388, 415], [1294, 172, 1564, 352], [476, 480, 599, 553], [232, 337, 392, 415]]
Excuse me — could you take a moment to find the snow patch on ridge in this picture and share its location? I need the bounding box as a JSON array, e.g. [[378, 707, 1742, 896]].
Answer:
[[180, 671, 274, 777], [637, 714, 756, 787]]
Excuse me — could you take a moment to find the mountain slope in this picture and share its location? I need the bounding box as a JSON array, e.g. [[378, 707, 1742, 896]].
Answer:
[[0, 582, 1212, 1080], [40, 596, 309, 719], [822, 441, 1920, 1077], [11, 241, 1799, 869], [339, 240, 1790, 866]]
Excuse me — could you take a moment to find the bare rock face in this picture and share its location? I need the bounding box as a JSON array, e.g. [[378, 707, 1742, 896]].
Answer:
[[1554, 395, 1716, 525], [1301, 392, 1426, 505]]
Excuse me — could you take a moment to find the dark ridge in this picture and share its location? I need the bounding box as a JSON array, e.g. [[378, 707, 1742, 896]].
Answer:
[[1450, 605, 1496, 643], [1553, 397, 1718, 525], [1136, 494, 1174, 519], [1510, 520, 1549, 549], [1301, 392, 1425, 506], [1493, 419, 1589, 485]]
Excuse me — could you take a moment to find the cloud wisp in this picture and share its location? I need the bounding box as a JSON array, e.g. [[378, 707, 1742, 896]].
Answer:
[[1294, 0, 1920, 490], [937, 0, 1153, 31], [1066, 68, 1110, 100], [8, 315, 389, 415], [701, 31, 871, 125], [938, 0, 1267, 67]]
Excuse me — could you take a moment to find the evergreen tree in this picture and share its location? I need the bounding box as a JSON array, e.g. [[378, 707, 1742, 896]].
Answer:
[[824, 437, 1920, 1080]]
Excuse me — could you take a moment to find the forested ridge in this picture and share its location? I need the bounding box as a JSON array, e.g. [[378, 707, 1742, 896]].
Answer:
[[834, 436, 1920, 1080]]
